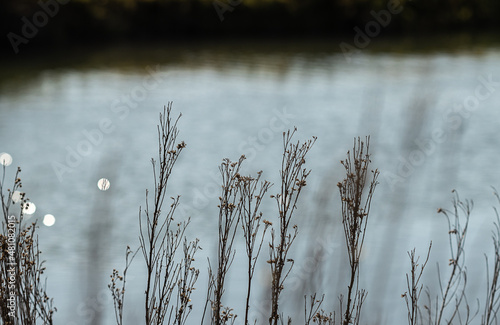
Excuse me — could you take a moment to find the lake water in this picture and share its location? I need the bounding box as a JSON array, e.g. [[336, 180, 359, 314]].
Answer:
[[1, 38, 500, 324]]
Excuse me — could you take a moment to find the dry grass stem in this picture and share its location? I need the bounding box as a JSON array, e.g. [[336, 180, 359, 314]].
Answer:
[[481, 188, 500, 325], [207, 155, 246, 325], [109, 246, 138, 325], [426, 190, 477, 325], [268, 128, 316, 325], [305, 293, 335, 325], [239, 171, 272, 325], [112, 102, 200, 325], [403, 242, 432, 325], [175, 238, 200, 325], [337, 136, 379, 325]]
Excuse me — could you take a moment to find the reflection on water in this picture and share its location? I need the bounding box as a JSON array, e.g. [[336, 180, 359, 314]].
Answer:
[[1, 39, 500, 324]]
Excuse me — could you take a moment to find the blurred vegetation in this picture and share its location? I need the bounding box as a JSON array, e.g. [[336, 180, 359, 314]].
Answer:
[[1, 0, 500, 54]]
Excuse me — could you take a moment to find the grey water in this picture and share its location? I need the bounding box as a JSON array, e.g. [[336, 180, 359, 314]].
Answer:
[[1, 38, 500, 324]]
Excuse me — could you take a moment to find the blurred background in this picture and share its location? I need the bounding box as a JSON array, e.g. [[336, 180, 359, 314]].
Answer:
[[1, 0, 500, 324]]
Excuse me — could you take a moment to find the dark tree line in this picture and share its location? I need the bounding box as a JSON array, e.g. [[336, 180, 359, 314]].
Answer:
[[2, 0, 500, 54]]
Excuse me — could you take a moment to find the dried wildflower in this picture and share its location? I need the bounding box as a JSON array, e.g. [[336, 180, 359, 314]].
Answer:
[[338, 136, 379, 325], [177, 141, 186, 149], [269, 129, 316, 325]]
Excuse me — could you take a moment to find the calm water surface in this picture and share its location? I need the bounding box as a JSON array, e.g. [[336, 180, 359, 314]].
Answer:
[[1, 39, 500, 324]]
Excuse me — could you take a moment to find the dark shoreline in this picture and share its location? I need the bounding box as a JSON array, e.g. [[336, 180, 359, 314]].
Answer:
[[2, 0, 500, 57], [2, 31, 499, 62]]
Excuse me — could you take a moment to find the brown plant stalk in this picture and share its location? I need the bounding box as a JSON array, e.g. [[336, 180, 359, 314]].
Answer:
[[120, 103, 200, 325], [207, 155, 246, 325], [426, 190, 476, 325], [337, 136, 379, 325], [268, 128, 316, 325], [239, 171, 272, 325], [481, 188, 500, 325], [403, 242, 432, 325]]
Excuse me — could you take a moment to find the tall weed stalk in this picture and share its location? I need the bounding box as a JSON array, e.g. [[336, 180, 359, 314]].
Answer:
[[207, 156, 246, 325], [425, 191, 475, 325], [240, 171, 272, 325], [403, 243, 432, 325], [337, 136, 379, 325], [481, 188, 500, 325], [268, 128, 316, 325], [110, 103, 199, 325]]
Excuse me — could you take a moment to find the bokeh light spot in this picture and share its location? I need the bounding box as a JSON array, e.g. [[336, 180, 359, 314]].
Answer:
[[97, 178, 110, 191], [23, 202, 36, 215], [0, 153, 12, 166], [43, 214, 56, 227], [12, 191, 22, 203]]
